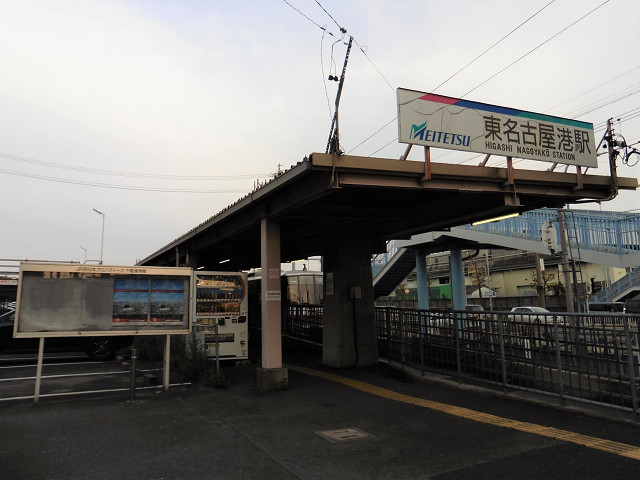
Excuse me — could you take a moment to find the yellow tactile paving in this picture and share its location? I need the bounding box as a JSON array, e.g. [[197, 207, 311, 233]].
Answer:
[[287, 364, 640, 461]]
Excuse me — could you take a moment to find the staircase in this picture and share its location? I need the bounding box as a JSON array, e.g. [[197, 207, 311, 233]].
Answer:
[[590, 268, 640, 302]]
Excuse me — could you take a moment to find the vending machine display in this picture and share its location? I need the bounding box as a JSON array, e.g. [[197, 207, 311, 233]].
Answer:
[[192, 271, 248, 360]]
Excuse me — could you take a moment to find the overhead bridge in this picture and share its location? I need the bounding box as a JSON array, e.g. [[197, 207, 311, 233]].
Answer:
[[373, 208, 640, 299]]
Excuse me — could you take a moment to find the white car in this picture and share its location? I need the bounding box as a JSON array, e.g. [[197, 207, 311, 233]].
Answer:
[[509, 306, 563, 323]]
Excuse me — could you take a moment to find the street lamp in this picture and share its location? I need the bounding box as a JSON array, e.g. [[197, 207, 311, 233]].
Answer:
[[93, 208, 105, 265]]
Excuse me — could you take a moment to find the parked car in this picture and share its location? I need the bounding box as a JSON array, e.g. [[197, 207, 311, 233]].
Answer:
[[588, 302, 624, 312], [508, 306, 564, 323], [624, 299, 640, 314], [465, 305, 484, 312], [0, 309, 132, 361]]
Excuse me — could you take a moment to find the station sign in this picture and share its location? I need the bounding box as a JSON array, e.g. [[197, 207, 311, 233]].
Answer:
[[397, 88, 597, 168]]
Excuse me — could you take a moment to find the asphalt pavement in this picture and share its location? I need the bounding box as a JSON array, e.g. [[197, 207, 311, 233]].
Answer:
[[1, 355, 639, 480]]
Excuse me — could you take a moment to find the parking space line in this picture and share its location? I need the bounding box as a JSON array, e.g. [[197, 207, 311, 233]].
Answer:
[[0, 368, 161, 382], [287, 364, 640, 461]]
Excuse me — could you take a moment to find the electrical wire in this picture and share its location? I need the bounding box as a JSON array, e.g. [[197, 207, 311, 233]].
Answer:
[[593, 108, 640, 132], [282, 0, 337, 37], [368, 137, 398, 157], [461, 0, 611, 98], [431, 0, 556, 93], [352, 38, 395, 93], [568, 86, 640, 118], [314, 0, 343, 32], [346, 117, 397, 154], [0, 168, 250, 194], [545, 65, 640, 113], [0, 152, 268, 180], [320, 27, 334, 120]]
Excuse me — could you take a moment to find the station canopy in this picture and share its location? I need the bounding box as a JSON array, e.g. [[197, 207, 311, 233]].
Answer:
[[139, 153, 637, 271]]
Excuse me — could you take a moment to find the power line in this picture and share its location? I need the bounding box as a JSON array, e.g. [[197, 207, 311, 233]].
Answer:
[[0, 152, 269, 180], [594, 108, 640, 132], [346, 117, 397, 154], [314, 0, 343, 31], [569, 87, 640, 118], [545, 65, 640, 113], [368, 137, 398, 157], [352, 38, 395, 93], [431, 0, 556, 93], [320, 28, 334, 120], [0, 168, 249, 194], [282, 0, 337, 37], [462, 0, 611, 98]]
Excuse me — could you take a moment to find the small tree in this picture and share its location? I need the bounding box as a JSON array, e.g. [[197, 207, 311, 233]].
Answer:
[[528, 271, 566, 297], [526, 270, 556, 295], [547, 281, 565, 296], [467, 256, 488, 298]]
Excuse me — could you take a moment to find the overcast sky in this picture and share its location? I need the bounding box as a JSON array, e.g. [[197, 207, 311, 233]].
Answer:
[[1, 0, 639, 267]]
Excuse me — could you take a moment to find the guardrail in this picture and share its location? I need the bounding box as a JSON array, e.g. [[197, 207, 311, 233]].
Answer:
[[375, 307, 639, 415], [267, 305, 640, 415]]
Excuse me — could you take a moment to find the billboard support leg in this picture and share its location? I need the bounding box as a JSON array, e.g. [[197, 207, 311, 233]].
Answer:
[[129, 347, 137, 402], [164, 335, 171, 392], [34, 337, 45, 403], [422, 146, 432, 181]]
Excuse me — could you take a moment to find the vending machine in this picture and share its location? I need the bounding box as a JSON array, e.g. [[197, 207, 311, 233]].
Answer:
[[192, 271, 248, 360]]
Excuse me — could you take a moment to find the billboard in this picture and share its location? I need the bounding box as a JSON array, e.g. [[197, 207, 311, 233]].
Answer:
[[397, 88, 597, 168], [15, 263, 192, 337]]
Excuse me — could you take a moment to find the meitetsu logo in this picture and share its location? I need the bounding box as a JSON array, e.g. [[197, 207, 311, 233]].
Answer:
[[410, 121, 471, 147]]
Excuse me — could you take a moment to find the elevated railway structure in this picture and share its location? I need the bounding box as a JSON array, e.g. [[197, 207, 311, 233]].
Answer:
[[139, 153, 636, 389]]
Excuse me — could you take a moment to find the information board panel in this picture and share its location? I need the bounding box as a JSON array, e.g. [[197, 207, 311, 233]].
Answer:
[[192, 271, 248, 360], [15, 263, 192, 337], [398, 88, 597, 167]]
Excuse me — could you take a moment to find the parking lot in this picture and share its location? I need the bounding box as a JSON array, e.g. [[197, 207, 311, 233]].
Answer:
[[0, 352, 167, 402], [1, 357, 640, 480]]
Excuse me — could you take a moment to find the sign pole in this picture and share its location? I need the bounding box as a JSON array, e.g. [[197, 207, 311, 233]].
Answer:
[[164, 334, 171, 392], [34, 337, 45, 403]]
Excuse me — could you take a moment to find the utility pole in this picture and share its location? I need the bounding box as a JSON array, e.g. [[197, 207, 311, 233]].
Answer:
[[534, 252, 546, 308], [605, 118, 619, 199], [326, 34, 353, 155], [558, 209, 574, 313], [485, 250, 493, 310]]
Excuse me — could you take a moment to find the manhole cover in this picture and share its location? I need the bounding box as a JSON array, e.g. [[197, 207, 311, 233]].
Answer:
[[316, 427, 374, 443]]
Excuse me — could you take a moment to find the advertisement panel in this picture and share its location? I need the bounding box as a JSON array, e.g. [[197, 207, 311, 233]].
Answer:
[[397, 88, 597, 168], [15, 263, 192, 337], [192, 271, 248, 360]]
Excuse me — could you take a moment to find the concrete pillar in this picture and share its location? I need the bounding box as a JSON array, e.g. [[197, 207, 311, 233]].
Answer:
[[257, 217, 287, 391], [415, 249, 429, 310], [322, 230, 378, 368], [450, 249, 466, 311]]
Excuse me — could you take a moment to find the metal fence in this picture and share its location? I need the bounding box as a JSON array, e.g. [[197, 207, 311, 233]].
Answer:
[[267, 305, 640, 415], [249, 305, 323, 344], [376, 307, 639, 415], [282, 305, 323, 344]]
